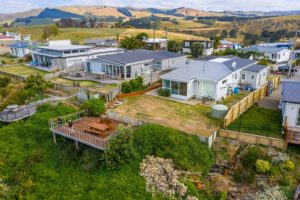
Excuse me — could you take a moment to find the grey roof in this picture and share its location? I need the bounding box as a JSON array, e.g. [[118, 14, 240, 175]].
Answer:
[[219, 57, 256, 72], [9, 41, 38, 48], [242, 46, 288, 54], [243, 64, 268, 72], [96, 50, 186, 65], [160, 60, 232, 82], [282, 79, 300, 103]]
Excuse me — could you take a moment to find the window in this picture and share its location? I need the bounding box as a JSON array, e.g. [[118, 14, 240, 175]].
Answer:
[[126, 66, 131, 78], [171, 81, 179, 95], [278, 54, 281, 59], [297, 109, 300, 126], [72, 50, 79, 53], [251, 75, 254, 80], [232, 73, 237, 80], [179, 82, 187, 96], [242, 74, 245, 79], [272, 54, 277, 59], [163, 80, 170, 89], [80, 50, 86, 52], [185, 42, 190, 47], [64, 51, 71, 54]]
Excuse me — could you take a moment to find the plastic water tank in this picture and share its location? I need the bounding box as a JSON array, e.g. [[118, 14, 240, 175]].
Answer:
[[211, 104, 229, 119], [233, 87, 239, 94]]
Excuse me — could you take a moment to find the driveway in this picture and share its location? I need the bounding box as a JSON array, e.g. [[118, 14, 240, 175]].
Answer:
[[257, 85, 281, 110]]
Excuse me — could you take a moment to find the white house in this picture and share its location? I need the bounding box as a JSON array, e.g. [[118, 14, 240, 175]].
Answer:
[[9, 41, 36, 58], [31, 40, 123, 70], [143, 38, 167, 50], [240, 64, 269, 90], [182, 40, 214, 56], [160, 57, 268, 101], [242, 46, 291, 64], [84, 38, 118, 47], [85, 50, 187, 82], [281, 79, 300, 145]]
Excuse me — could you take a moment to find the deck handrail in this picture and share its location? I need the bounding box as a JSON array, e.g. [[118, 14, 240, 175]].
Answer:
[[49, 110, 89, 129]]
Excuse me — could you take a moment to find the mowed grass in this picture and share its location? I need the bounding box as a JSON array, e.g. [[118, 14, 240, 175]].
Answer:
[[227, 105, 283, 138], [51, 78, 99, 87], [220, 93, 248, 108], [114, 95, 222, 137], [0, 65, 49, 76]]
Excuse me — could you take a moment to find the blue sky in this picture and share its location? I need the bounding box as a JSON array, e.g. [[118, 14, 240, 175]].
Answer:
[[1, 0, 300, 14]]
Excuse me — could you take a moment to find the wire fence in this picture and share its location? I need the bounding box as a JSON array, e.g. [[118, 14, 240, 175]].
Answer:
[[226, 118, 284, 139]]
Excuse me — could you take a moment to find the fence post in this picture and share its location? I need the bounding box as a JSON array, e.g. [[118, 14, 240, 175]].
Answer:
[[239, 118, 242, 133]]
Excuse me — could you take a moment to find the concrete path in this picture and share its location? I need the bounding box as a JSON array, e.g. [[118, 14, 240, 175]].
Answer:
[[257, 85, 282, 110]]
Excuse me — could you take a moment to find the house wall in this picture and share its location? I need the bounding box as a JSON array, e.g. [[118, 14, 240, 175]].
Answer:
[[283, 102, 300, 128], [10, 47, 30, 58], [241, 68, 268, 89], [161, 56, 187, 70], [262, 49, 290, 63]]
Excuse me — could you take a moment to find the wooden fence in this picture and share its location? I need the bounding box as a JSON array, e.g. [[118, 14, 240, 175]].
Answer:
[[223, 77, 280, 128], [219, 129, 286, 149], [116, 82, 162, 99], [0, 70, 26, 81]]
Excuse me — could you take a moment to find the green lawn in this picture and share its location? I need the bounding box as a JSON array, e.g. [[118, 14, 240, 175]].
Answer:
[[51, 78, 99, 87], [0, 65, 49, 76], [220, 93, 248, 107], [227, 106, 283, 138]]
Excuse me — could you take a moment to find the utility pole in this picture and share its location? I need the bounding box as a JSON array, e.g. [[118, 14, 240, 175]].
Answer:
[[153, 26, 156, 51], [288, 30, 300, 78], [165, 27, 168, 52]]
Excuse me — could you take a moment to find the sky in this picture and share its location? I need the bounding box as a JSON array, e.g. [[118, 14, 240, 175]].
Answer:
[[1, 0, 300, 14]]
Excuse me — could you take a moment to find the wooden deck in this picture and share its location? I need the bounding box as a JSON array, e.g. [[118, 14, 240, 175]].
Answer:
[[51, 117, 121, 150]]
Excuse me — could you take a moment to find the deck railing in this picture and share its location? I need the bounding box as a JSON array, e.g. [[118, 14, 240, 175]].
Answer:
[[285, 127, 300, 145], [49, 110, 89, 129]]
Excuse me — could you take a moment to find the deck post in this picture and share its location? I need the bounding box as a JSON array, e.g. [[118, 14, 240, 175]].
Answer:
[[75, 141, 79, 149], [52, 132, 57, 144]]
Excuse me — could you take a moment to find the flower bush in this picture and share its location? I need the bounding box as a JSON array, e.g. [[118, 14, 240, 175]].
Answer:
[[284, 160, 295, 171], [256, 160, 271, 173], [250, 186, 287, 200]]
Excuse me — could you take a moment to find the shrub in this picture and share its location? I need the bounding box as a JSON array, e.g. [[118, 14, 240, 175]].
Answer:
[[284, 160, 295, 171], [158, 88, 170, 97], [25, 74, 50, 91], [103, 126, 137, 170], [121, 77, 144, 93], [133, 124, 215, 173], [0, 75, 10, 87], [240, 146, 270, 170], [82, 98, 105, 116], [256, 159, 271, 173], [250, 186, 287, 200]]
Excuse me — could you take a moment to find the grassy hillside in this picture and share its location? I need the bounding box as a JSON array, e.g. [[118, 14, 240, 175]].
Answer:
[[0, 26, 208, 43]]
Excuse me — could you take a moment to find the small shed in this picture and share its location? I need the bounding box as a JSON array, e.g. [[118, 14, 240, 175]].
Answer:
[[241, 64, 269, 90]]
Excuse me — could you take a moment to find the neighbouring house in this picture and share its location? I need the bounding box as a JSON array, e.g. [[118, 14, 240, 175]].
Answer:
[[84, 38, 118, 47], [9, 41, 37, 58], [218, 40, 241, 50], [31, 40, 124, 70], [160, 57, 268, 101], [294, 50, 300, 60], [281, 79, 300, 145], [182, 40, 214, 56], [240, 64, 269, 90], [241, 46, 291, 64], [257, 41, 293, 49], [143, 38, 167, 50], [85, 50, 187, 83], [0, 35, 16, 46]]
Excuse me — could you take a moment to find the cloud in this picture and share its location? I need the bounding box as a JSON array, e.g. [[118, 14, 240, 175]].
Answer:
[[1, 0, 300, 14]]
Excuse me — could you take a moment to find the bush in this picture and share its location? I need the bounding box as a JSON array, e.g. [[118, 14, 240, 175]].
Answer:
[[256, 159, 271, 173], [158, 88, 170, 97], [121, 76, 144, 93], [133, 124, 215, 173], [103, 126, 137, 170], [240, 146, 270, 170], [0, 75, 10, 87], [82, 98, 105, 116], [25, 74, 50, 91], [284, 160, 295, 171]]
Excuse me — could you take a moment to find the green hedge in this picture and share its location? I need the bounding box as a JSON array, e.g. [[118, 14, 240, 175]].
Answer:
[[121, 76, 144, 93], [158, 88, 170, 97]]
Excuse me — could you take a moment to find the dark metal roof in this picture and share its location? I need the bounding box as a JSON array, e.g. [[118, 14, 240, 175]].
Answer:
[[96, 50, 186, 65], [243, 64, 268, 72], [282, 79, 300, 103], [222, 57, 257, 72]]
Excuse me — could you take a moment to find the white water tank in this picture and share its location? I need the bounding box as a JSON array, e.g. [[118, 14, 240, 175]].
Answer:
[[211, 104, 229, 119]]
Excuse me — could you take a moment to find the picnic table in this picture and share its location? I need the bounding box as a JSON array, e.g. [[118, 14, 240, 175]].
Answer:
[[90, 123, 109, 132]]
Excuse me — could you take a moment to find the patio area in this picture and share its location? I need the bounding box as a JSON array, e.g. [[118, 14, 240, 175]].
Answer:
[[50, 112, 124, 150]]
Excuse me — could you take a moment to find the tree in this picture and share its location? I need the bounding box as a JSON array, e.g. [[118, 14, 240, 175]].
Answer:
[[221, 30, 228, 39], [295, 59, 300, 66], [190, 42, 204, 58], [258, 58, 270, 66], [103, 126, 137, 170], [229, 29, 238, 38], [213, 36, 221, 50], [167, 40, 181, 53], [25, 74, 50, 91], [82, 99, 105, 116], [42, 25, 59, 40], [135, 32, 148, 41], [120, 36, 142, 50]]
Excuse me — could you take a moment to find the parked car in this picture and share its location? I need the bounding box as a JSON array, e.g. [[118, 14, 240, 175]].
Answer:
[[278, 65, 298, 73]]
